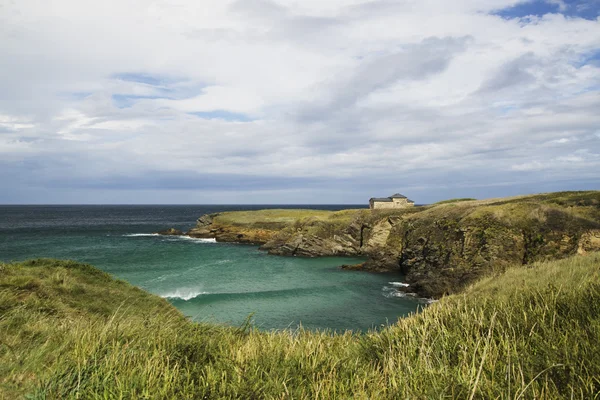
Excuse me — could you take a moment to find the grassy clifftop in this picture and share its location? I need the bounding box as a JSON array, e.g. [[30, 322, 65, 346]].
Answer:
[[188, 208, 364, 244], [2, 254, 600, 398], [189, 191, 600, 297]]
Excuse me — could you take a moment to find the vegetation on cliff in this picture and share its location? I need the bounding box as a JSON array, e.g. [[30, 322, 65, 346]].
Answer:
[[188, 191, 600, 297], [2, 254, 600, 398]]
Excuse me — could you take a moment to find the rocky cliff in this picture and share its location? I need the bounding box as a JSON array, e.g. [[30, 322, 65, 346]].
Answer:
[[186, 192, 600, 298]]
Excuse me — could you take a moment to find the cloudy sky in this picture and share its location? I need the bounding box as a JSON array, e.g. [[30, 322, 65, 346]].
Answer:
[[1, 0, 599, 204]]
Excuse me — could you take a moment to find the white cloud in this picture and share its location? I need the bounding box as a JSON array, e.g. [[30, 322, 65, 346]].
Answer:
[[547, 138, 571, 144], [1, 0, 599, 203], [0, 115, 35, 131]]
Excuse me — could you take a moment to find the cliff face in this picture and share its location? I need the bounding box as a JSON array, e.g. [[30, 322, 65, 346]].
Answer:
[[187, 192, 600, 298]]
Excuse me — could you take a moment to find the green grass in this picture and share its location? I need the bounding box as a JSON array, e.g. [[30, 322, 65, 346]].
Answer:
[[1, 254, 600, 398], [434, 197, 477, 204], [214, 209, 335, 225], [212, 209, 366, 235]]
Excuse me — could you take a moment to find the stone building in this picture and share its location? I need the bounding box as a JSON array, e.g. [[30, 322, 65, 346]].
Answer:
[[369, 193, 415, 210]]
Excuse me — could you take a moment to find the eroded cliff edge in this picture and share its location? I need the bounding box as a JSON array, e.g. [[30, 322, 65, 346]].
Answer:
[[186, 192, 600, 298]]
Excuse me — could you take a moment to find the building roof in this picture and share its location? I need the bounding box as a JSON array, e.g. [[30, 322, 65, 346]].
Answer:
[[389, 193, 407, 198], [369, 197, 393, 202]]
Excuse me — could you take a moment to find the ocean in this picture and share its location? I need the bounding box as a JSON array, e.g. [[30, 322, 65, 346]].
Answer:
[[0, 205, 421, 331]]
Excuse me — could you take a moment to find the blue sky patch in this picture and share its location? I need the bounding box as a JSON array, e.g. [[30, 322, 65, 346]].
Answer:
[[110, 73, 209, 107], [577, 84, 600, 94], [493, 0, 600, 20], [112, 94, 169, 109], [112, 72, 177, 86], [576, 49, 600, 67], [190, 110, 254, 122], [494, 0, 560, 19], [494, 104, 520, 115]]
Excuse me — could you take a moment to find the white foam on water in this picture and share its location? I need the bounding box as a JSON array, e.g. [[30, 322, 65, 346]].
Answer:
[[382, 289, 416, 299], [148, 274, 169, 283], [381, 286, 402, 298], [382, 290, 406, 298], [123, 234, 217, 243], [161, 289, 209, 301], [174, 236, 217, 243], [388, 281, 410, 288], [382, 285, 431, 302]]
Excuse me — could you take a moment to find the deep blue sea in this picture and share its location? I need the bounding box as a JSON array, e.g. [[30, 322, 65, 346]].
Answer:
[[0, 205, 421, 331]]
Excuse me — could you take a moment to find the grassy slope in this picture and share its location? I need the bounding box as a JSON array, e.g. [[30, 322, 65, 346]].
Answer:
[[211, 209, 364, 230], [434, 197, 477, 205], [2, 255, 600, 399]]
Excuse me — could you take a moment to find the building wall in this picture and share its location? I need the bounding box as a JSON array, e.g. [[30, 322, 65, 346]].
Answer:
[[371, 199, 414, 209], [393, 198, 410, 205]]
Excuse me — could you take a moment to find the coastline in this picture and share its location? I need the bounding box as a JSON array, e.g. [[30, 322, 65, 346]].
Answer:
[[158, 191, 600, 298]]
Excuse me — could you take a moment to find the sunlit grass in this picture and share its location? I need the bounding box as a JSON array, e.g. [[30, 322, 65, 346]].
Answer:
[[213, 209, 338, 226], [1, 253, 599, 398], [434, 197, 477, 204]]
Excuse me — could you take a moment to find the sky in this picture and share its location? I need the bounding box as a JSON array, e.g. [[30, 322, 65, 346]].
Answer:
[[1, 0, 599, 204]]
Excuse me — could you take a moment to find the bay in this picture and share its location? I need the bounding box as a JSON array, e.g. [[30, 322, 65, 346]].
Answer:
[[0, 205, 420, 331]]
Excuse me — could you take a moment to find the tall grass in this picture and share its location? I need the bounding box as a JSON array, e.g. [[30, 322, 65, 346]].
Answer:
[[1, 254, 599, 399]]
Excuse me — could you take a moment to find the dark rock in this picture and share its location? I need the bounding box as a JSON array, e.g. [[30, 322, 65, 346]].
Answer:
[[361, 253, 400, 272], [197, 213, 218, 227], [155, 228, 184, 236], [187, 213, 219, 238], [340, 263, 366, 270], [263, 234, 360, 257]]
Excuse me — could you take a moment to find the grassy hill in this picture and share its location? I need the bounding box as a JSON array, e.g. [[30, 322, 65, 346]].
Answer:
[[2, 254, 599, 398]]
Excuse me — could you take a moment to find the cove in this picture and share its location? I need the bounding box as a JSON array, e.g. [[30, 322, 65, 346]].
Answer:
[[0, 205, 421, 331]]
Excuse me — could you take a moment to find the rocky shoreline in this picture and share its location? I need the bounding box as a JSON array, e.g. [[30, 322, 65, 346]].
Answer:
[[157, 191, 600, 298]]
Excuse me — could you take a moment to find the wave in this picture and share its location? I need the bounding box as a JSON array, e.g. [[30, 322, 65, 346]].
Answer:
[[166, 286, 334, 303], [123, 233, 216, 243], [172, 236, 217, 243], [161, 289, 209, 301]]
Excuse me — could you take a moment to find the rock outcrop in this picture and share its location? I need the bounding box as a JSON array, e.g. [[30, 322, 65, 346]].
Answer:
[[578, 229, 600, 254], [186, 191, 600, 298], [188, 212, 282, 244], [186, 213, 219, 238], [261, 233, 359, 257], [155, 228, 185, 236]]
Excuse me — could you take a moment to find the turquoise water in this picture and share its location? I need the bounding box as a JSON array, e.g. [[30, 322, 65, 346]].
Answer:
[[0, 205, 421, 331]]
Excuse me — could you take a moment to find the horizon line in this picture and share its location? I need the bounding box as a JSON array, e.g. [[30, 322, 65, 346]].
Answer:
[[0, 203, 373, 206]]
